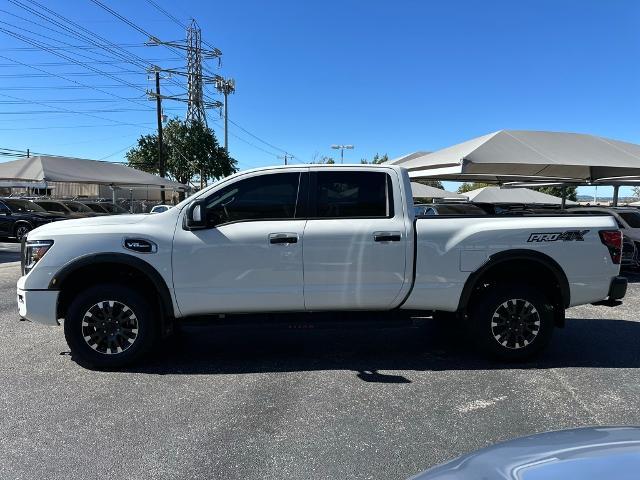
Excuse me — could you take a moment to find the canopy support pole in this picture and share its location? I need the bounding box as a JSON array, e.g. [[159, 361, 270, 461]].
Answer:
[[561, 187, 567, 210], [612, 185, 620, 207]]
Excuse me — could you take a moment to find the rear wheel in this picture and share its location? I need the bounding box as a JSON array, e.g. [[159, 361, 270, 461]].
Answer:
[[64, 284, 157, 369], [468, 285, 554, 361]]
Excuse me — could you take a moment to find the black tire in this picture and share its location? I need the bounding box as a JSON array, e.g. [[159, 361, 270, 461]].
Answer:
[[64, 283, 158, 369], [468, 285, 554, 361], [14, 223, 31, 241]]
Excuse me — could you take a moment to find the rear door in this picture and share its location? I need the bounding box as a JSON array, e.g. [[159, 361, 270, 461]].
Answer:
[[302, 168, 409, 310]]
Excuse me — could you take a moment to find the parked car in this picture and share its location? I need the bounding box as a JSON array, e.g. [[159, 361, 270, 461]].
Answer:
[[415, 202, 488, 216], [95, 202, 129, 215], [17, 165, 626, 368], [0, 198, 66, 241], [81, 202, 109, 214], [33, 199, 90, 219], [622, 234, 639, 270], [150, 204, 171, 214], [61, 200, 107, 217], [411, 426, 640, 480], [568, 206, 640, 254]]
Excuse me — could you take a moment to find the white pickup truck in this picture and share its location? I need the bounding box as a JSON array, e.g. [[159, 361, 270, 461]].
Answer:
[[17, 165, 627, 368]]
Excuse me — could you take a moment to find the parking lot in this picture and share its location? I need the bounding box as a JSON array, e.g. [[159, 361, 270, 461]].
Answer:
[[1, 241, 640, 480]]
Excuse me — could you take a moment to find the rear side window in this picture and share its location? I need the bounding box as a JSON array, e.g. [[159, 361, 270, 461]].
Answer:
[[205, 172, 300, 224], [313, 171, 393, 218]]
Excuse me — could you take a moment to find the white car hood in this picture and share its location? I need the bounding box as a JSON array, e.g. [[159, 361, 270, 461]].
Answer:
[[29, 214, 149, 237]]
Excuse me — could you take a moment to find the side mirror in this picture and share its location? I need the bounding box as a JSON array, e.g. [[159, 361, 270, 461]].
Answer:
[[184, 200, 207, 230]]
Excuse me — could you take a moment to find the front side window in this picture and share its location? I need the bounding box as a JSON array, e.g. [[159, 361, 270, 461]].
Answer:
[[205, 172, 300, 225], [314, 171, 392, 218]]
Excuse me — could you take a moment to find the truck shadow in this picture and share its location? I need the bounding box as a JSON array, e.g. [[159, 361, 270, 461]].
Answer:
[[127, 317, 640, 379], [622, 270, 640, 284]]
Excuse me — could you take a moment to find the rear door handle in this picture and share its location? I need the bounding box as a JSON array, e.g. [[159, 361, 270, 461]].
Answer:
[[269, 233, 298, 245], [373, 232, 401, 242]]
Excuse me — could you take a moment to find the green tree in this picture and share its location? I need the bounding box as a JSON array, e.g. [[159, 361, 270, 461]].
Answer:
[[126, 134, 164, 175], [310, 154, 335, 164], [360, 153, 389, 164], [457, 182, 490, 194], [413, 179, 444, 190], [126, 118, 237, 191], [536, 185, 578, 201]]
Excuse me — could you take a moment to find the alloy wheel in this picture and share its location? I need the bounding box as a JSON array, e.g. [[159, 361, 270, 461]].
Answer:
[[490, 298, 541, 349], [15, 225, 30, 241], [81, 300, 139, 355]]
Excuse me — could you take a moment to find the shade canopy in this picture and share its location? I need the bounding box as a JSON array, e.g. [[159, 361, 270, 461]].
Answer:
[[464, 186, 578, 205], [390, 151, 431, 165], [0, 155, 187, 189], [410, 182, 466, 199], [396, 130, 640, 184]]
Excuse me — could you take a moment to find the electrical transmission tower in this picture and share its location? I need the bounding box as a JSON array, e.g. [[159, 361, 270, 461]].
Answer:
[[186, 20, 206, 125], [147, 19, 223, 125]]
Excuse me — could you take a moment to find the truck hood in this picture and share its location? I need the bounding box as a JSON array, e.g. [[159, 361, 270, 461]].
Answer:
[[29, 213, 149, 236]]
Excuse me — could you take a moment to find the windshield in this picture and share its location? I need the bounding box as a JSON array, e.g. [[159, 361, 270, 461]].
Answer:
[[85, 203, 108, 213], [2, 199, 47, 213], [102, 203, 127, 213], [63, 201, 94, 213], [435, 204, 486, 215]]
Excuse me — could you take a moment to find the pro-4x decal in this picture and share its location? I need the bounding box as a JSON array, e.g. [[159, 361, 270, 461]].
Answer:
[[527, 230, 589, 242]]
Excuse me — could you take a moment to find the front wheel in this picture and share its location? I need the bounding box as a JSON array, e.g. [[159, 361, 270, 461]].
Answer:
[[14, 223, 31, 241], [64, 284, 157, 369], [468, 286, 554, 361]]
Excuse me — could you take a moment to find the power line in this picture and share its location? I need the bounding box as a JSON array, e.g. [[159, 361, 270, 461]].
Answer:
[[0, 53, 154, 110], [99, 144, 136, 160], [0, 92, 157, 127], [145, 0, 187, 29]]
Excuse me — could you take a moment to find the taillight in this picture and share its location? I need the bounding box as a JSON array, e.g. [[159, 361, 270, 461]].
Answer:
[[599, 230, 622, 264]]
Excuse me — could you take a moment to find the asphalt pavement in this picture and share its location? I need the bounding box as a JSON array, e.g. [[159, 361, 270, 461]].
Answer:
[[1, 244, 640, 480]]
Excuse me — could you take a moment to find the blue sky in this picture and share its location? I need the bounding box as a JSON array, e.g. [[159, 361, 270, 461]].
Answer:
[[1, 0, 639, 197]]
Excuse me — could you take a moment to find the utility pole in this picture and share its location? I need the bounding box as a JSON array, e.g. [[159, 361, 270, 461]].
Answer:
[[154, 68, 166, 203], [215, 77, 235, 153], [331, 144, 354, 163], [148, 21, 223, 191], [278, 153, 293, 165]]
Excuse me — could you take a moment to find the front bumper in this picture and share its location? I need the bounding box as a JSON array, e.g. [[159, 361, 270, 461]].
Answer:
[[17, 287, 59, 326]]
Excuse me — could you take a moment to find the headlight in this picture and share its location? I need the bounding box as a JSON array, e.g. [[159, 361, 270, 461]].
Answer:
[[23, 240, 54, 274]]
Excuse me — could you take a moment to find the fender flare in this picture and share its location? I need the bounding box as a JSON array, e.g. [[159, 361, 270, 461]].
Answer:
[[457, 249, 571, 312], [50, 252, 175, 320]]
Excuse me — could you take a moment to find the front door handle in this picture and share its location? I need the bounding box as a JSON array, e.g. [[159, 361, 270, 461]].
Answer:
[[269, 233, 298, 245], [373, 232, 401, 242]]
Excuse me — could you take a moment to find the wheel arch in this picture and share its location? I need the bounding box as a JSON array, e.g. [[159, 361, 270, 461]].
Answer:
[[458, 249, 570, 325], [51, 253, 175, 336]]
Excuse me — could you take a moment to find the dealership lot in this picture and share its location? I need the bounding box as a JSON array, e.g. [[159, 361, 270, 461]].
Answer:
[[1, 242, 640, 480]]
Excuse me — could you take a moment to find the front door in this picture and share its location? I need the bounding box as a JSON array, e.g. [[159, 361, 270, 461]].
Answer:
[[302, 169, 409, 310], [172, 170, 307, 316]]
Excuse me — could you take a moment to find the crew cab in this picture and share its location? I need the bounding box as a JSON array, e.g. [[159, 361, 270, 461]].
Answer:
[[16, 165, 627, 368]]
